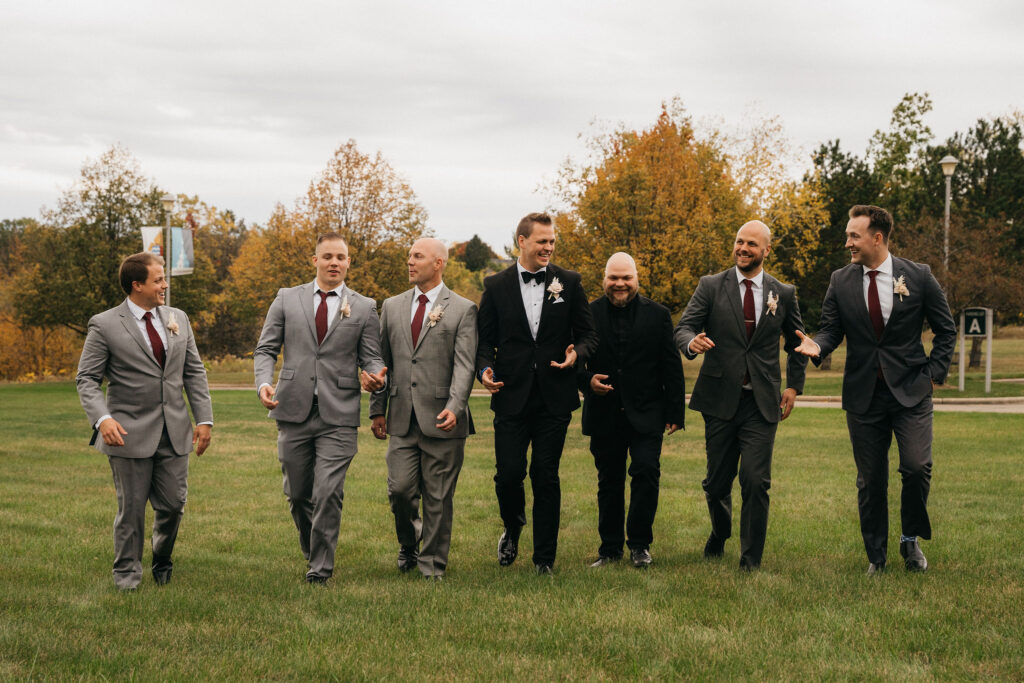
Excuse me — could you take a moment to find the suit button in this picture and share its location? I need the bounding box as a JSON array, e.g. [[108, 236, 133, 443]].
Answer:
[[412, 359, 417, 364], [309, 377, 315, 381], [412, 382, 417, 387]]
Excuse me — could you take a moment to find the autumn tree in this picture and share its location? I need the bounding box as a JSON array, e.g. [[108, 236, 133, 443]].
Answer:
[[548, 100, 750, 308], [459, 234, 495, 271], [222, 140, 429, 335]]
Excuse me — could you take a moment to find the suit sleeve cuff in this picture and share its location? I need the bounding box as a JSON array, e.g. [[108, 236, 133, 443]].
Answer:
[[95, 414, 112, 429]]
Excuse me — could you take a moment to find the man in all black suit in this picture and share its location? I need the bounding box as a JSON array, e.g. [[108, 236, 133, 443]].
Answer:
[[795, 205, 955, 574], [579, 252, 685, 569], [675, 220, 807, 570], [477, 211, 598, 575]]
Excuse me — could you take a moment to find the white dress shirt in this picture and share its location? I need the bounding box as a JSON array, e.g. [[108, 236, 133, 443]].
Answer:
[[313, 281, 346, 325], [862, 254, 894, 324], [410, 282, 445, 321], [735, 267, 764, 321], [517, 262, 546, 340]]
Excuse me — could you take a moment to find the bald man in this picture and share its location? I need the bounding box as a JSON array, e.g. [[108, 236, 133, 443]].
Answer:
[[579, 253, 685, 568], [674, 221, 807, 570], [369, 238, 478, 579]]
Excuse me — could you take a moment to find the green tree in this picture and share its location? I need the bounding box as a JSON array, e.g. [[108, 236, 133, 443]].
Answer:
[[460, 234, 494, 271]]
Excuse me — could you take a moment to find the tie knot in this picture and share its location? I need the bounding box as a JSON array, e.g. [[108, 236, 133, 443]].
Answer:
[[143, 311, 152, 320], [868, 270, 879, 280], [418, 294, 429, 305], [743, 279, 753, 290], [319, 290, 337, 301]]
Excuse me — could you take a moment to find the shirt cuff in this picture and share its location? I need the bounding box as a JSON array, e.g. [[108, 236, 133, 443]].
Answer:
[[95, 415, 112, 429], [196, 422, 213, 427]]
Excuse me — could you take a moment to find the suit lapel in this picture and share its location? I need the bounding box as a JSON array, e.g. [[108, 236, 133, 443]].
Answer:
[[505, 266, 533, 338], [536, 268, 557, 340], [884, 259, 907, 337], [721, 270, 747, 343], [413, 286, 448, 353], [117, 302, 161, 369], [749, 273, 775, 344], [300, 283, 319, 343], [321, 285, 349, 345], [156, 306, 177, 369], [844, 265, 874, 334], [398, 289, 417, 352]]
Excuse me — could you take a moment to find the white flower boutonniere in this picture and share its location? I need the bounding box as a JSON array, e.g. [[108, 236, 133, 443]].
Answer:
[[547, 276, 564, 302], [340, 295, 352, 318], [893, 275, 910, 302], [166, 312, 180, 335], [766, 291, 779, 316], [427, 304, 444, 327]]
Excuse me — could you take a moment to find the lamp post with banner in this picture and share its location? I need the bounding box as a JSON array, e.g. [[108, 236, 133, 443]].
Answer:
[[161, 194, 175, 306]]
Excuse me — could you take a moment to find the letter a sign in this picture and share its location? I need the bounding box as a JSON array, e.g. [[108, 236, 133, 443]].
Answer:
[[964, 308, 987, 338]]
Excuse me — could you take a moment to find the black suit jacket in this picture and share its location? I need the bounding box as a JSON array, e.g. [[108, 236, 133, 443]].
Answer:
[[476, 263, 598, 416], [578, 295, 685, 436], [674, 268, 807, 423], [812, 256, 956, 414]]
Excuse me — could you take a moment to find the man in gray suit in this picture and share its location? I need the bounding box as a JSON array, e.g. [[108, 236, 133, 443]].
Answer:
[[369, 238, 477, 580], [254, 233, 385, 584], [76, 251, 213, 590], [675, 220, 807, 570], [795, 205, 955, 574]]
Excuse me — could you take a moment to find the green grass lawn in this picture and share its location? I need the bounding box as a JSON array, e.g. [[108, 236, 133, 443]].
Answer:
[[1, 384, 1022, 679]]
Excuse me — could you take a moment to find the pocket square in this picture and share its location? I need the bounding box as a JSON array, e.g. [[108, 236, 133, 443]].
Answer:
[[551, 298, 565, 304]]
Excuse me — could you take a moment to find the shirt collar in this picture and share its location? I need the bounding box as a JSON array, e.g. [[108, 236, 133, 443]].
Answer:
[[863, 254, 893, 277], [126, 298, 155, 320], [414, 282, 445, 303], [517, 261, 546, 277], [734, 267, 764, 288], [313, 280, 346, 296]]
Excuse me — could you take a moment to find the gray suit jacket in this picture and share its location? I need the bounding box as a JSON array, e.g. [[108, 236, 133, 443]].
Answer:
[[675, 269, 807, 423], [76, 301, 213, 458], [253, 283, 385, 426], [812, 257, 956, 413], [369, 286, 478, 439]]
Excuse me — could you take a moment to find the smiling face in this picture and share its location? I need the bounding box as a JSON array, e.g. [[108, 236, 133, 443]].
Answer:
[[130, 263, 167, 309], [733, 221, 771, 275], [407, 238, 446, 290], [845, 215, 887, 268], [603, 253, 639, 307], [517, 222, 555, 272], [313, 238, 350, 290]]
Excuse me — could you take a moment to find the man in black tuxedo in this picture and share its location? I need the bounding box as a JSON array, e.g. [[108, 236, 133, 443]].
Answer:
[[675, 220, 807, 570], [476, 211, 598, 575], [579, 252, 685, 569], [795, 205, 955, 574]]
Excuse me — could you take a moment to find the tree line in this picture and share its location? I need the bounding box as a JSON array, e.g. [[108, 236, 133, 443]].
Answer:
[[1, 92, 1022, 380]]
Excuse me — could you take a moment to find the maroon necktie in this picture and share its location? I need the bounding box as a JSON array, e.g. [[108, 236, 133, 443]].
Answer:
[[143, 311, 165, 368], [411, 293, 429, 346], [742, 280, 756, 341], [867, 271, 884, 340], [316, 290, 336, 345]]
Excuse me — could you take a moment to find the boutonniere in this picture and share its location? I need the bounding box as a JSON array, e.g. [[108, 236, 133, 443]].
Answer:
[[766, 291, 778, 316], [340, 295, 352, 318], [547, 276, 564, 302], [427, 304, 444, 327], [166, 312, 180, 335], [893, 275, 910, 302]]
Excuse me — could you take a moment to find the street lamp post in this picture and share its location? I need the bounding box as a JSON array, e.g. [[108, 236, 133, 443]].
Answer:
[[939, 155, 959, 277], [161, 194, 175, 306]]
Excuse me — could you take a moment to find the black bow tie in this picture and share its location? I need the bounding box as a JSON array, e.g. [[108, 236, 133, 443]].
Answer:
[[521, 269, 546, 285]]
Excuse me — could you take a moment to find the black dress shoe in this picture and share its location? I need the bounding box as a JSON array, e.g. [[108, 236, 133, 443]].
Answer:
[[589, 555, 621, 568], [152, 554, 173, 585], [866, 562, 886, 576], [498, 529, 520, 567], [153, 569, 173, 586], [398, 545, 419, 573], [738, 557, 760, 572], [703, 533, 725, 559], [630, 548, 652, 568], [305, 575, 329, 585], [535, 563, 553, 576], [899, 540, 928, 572]]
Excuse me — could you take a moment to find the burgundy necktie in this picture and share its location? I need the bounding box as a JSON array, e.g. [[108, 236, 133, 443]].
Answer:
[[867, 271, 884, 340], [743, 280, 756, 341], [316, 290, 336, 345], [411, 294, 429, 346], [143, 311, 165, 368]]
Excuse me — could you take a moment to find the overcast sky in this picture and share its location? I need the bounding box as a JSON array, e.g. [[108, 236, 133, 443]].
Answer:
[[3, 0, 1022, 252]]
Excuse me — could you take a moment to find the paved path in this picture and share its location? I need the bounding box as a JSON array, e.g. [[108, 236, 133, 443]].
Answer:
[[212, 385, 1024, 413]]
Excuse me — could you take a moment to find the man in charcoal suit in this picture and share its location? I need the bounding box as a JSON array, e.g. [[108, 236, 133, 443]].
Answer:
[[254, 233, 385, 584], [76, 251, 213, 590], [579, 252, 685, 569], [476, 211, 598, 575], [674, 220, 807, 570], [795, 205, 955, 574], [369, 238, 478, 580]]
